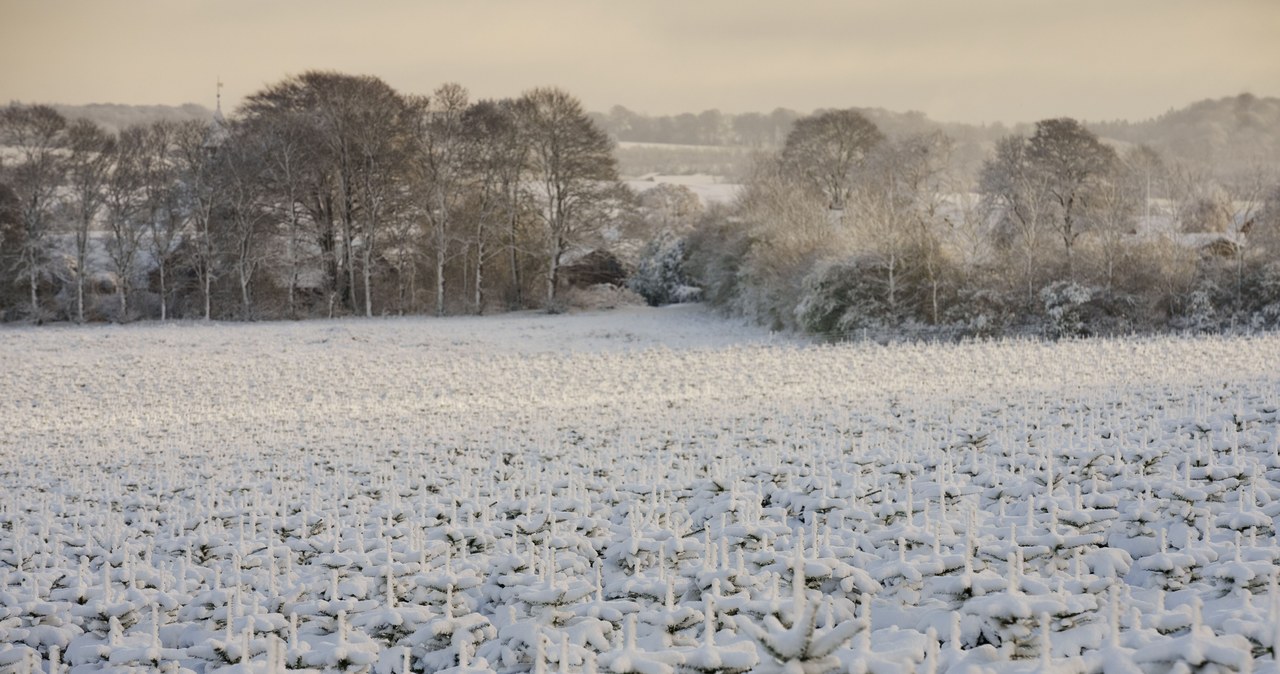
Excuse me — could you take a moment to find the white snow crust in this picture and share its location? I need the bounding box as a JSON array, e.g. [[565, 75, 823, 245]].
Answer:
[[2, 305, 1279, 673]]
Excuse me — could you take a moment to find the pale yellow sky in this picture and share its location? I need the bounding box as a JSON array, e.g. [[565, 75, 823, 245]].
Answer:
[[2, 0, 1277, 124]]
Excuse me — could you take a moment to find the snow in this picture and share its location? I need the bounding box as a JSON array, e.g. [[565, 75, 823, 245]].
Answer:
[[2, 305, 1280, 672], [623, 174, 741, 206]]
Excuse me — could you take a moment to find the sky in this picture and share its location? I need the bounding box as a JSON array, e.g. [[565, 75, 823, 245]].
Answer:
[[2, 0, 1278, 125]]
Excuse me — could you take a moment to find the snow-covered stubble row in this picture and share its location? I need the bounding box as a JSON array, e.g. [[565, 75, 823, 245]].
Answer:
[[2, 317, 1280, 673]]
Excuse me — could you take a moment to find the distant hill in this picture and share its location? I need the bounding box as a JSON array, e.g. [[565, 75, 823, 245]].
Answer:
[[47, 102, 213, 134], [1090, 94, 1280, 175]]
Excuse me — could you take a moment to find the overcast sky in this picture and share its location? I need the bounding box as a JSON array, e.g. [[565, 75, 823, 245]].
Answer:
[[3, 0, 1277, 124]]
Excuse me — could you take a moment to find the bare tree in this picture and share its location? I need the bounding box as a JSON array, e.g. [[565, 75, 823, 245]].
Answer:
[[172, 120, 222, 320], [780, 109, 884, 217], [0, 182, 19, 301], [306, 74, 361, 315], [1026, 118, 1118, 277], [859, 131, 956, 324], [349, 82, 416, 317], [519, 87, 618, 306], [242, 71, 411, 316], [980, 135, 1055, 301], [63, 119, 114, 322], [735, 154, 841, 328], [636, 183, 703, 237], [252, 110, 316, 318], [0, 104, 67, 319], [1122, 144, 1169, 221], [496, 98, 534, 310], [103, 126, 149, 320], [139, 121, 186, 320], [219, 122, 275, 318], [1254, 182, 1280, 261], [1085, 160, 1142, 291], [461, 98, 526, 314], [417, 83, 472, 316], [1222, 161, 1277, 306], [241, 80, 343, 315]]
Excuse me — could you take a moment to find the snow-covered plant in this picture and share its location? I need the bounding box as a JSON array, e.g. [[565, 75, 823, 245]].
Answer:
[[629, 234, 701, 307], [737, 547, 865, 674], [4, 310, 1280, 674], [1039, 280, 1096, 338], [793, 257, 889, 340], [676, 580, 756, 674]]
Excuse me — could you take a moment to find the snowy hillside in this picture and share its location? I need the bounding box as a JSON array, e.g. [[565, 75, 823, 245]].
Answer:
[[2, 306, 1279, 673]]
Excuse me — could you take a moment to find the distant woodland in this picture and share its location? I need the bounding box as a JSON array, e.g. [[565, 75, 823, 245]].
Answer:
[[595, 94, 1280, 182], [2, 81, 1278, 338]]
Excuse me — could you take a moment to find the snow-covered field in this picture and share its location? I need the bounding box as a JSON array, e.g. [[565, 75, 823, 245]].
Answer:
[[2, 306, 1280, 673], [623, 175, 740, 206]]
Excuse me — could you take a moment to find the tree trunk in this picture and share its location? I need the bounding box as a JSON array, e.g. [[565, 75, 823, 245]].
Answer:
[[362, 246, 373, 318], [409, 264, 417, 314], [1236, 252, 1244, 309], [320, 218, 338, 313], [339, 166, 358, 315], [886, 253, 897, 318], [76, 274, 85, 324], [158, 265, 167, 321], [546, 267, 555, 306], [396, 251, 407, 316], [1064, 237, 1075, 280], [1062, 199, 1077, 280], [436, 245, 446, 317], [240, 269, 251, 319], [507, 185, 522, 309], [930, 271, 940, 325], [1025, 251, 1035, 303], [461, 247, 470, 310], [546, 240, 562, 307], [474, 239, 484, 315], [509, 244, 521, 309], [74, 227, 87, 323], [286, 229, 298, 319], [28, 257, 39, 319], [345, 228, 357, 314]]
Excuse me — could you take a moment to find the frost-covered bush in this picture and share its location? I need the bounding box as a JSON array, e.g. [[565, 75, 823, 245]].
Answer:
[[1238, 260, 1280, 330], [794, 257, 889, 340], [628, 234, 701, 307], [1175, 277, 1223, 333], [942, 286, 1016, 339], [1039, 280, 1096, 338], [683, 208, 753, 310], [1166, 261, 1280, 333]]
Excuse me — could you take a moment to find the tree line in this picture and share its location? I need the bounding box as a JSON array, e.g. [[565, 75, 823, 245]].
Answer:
[[0, 73, 625, 322], [602, 95, 1280, 190], [675, 109, 1280, 339], [3, 76, 1279, 338], [594, 105, 803, 147]]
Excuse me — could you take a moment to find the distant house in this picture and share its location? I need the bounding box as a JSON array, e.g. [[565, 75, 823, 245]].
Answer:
[[560, 249, 629, 288], [1134, 212, 1252, 259]]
